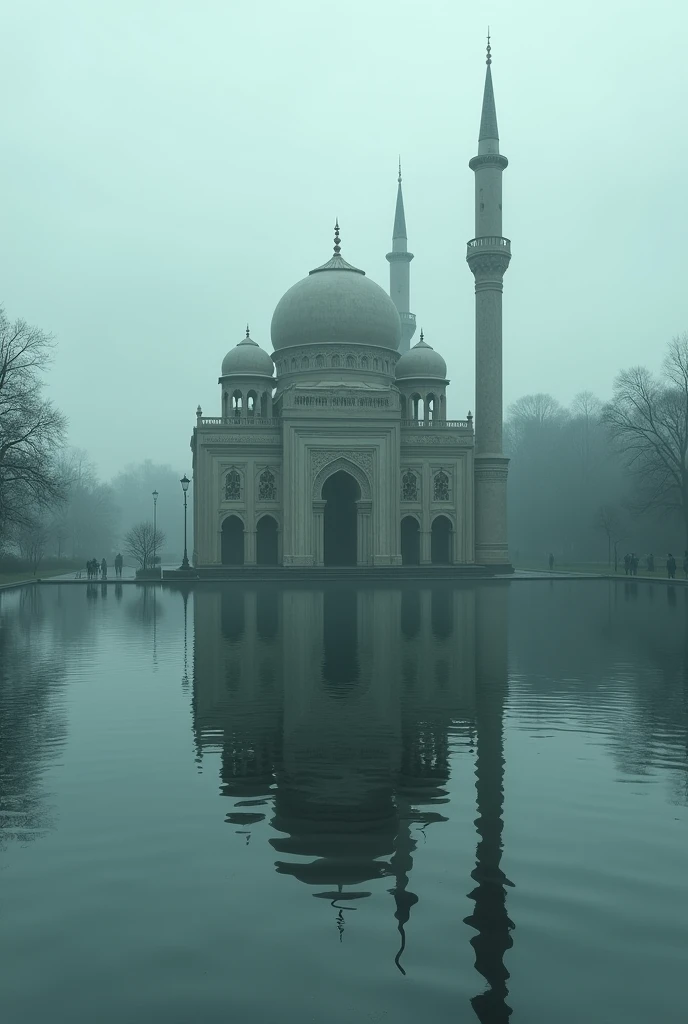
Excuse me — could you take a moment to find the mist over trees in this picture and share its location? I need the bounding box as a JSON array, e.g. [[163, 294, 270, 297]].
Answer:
[[0, 307, 66, 532], [110, 460, 189, 560], [506, 335, 688, 563]]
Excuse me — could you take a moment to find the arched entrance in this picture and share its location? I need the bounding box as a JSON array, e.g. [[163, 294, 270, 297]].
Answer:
[[323, 471, 360, 566], [401, 516, 420, 565], [256, 515, 278, 565], [221, 515, 244, 565], [431, 515, 452, 565]]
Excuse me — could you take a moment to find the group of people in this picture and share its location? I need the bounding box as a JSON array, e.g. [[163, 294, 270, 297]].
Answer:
[[86, 553, 124, 580], [623, 551, 688, 579]]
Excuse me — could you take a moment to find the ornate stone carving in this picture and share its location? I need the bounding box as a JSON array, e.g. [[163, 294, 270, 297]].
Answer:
[[467, 253, 511, 277], [402, 433, 463, 446], [433, 469, 450, 501], [401, 469, 418, 501], [258, 467, 277, 501], [200, 434, 281, 445], [310, 449, 373, 481], [224, 468, 241, 500]]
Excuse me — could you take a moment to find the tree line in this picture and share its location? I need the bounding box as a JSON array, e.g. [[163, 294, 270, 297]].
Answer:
[[0, 304, 188, 574], [506, 333, 688, 565]]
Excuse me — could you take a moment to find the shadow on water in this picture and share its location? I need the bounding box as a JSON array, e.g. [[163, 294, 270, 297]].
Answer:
[[192, 583, 514, 1017]]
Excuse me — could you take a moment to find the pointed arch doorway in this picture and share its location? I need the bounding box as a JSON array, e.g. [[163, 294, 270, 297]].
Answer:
[[322, 471, 360, 566]]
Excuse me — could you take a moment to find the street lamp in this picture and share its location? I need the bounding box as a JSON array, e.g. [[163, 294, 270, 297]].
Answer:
[[152, 490, 159, 573], [179, 474, 191, 571]]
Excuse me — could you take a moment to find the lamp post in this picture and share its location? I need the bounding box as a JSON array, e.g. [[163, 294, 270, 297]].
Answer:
[[152, 490, 159, 573], [179, 474, 191, 570]]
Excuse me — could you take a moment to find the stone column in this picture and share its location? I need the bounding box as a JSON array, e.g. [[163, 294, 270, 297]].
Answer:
[[356, 499, 372, 565], [312, 500, 326, 566], [245, 527, 256, 565], [420, 528, 432, 565]]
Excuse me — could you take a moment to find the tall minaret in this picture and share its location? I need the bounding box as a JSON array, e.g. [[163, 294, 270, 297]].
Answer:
[[386, 161, 417, 352], [466, 34, 512, 569]]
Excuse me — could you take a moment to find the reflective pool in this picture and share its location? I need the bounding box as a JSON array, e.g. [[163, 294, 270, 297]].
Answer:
[[1, 580, 687, 1023]]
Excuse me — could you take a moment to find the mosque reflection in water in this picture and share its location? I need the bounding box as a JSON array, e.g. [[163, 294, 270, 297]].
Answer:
[[192, 584, 512, 1020]]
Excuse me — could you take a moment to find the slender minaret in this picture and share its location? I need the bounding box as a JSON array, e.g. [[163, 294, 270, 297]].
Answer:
[[386, 161, 417, 352], [466, 34, 512, 569]]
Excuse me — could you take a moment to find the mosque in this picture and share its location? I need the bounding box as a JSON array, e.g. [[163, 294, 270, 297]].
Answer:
[[191, 43, 511, 572]]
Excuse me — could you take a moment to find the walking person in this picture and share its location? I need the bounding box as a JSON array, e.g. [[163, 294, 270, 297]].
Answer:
[[667, 553, 676, 580], [101, 557, 108, 580], [548, 553, 554, 572], [630, 553, 638, 577], [623, 553, 631, 575], [114, 553, 123, 578], [647, 553, 655, 573]]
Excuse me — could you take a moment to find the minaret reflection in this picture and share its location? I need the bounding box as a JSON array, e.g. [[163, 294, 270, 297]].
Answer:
[[191, 582, 512, 987], [464, 583, 514, 1022]]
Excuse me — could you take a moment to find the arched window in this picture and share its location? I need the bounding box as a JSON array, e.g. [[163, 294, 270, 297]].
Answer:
[[373, 358, 379, 370], [401, 470, 418, 501], [291, 358, 297, 371], [301, 356, 309, 370], [258, 468, 277, 501], [332, 354, 340, 368], [433, 469, 449, 501], [426, 393, 437, 420], [361, 355, 368, 370], [231, 390, 243, 417], [224, 468, 241, 501], [384, 360, 389, 374], [346, 355, 355, 368], [246, 390, 257, 417], [316, 354, 324, 368]]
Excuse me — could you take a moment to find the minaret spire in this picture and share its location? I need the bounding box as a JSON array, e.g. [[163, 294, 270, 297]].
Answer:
[[386, 160, 416, 351], [478, 30, 500, 154], [467, 34, 512, 570]]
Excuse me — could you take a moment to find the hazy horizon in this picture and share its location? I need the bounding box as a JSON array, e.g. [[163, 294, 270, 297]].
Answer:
[[1, 0, 685, 479]]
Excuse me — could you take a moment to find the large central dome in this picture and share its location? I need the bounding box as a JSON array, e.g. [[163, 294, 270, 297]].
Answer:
[[270, 225, 401, 352]]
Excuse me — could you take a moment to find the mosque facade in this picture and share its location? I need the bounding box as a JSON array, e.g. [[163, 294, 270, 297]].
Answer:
[[191, 47, 511, 571]]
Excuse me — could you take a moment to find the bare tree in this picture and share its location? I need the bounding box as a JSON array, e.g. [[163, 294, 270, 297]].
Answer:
[[124, 522, 166, 570], [15, 516, 51, 574], [603, 333, 688, 546], [596, 504, 624, 569], [0, 306, 67, 531]]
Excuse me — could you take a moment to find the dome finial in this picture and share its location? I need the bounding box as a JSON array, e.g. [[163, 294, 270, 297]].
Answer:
[[245, 323, 250, 338], [486, 27, 491, 65], [398, 156, 402, 185], [333, 218, 341, 255], [419, 328, 424, 343]]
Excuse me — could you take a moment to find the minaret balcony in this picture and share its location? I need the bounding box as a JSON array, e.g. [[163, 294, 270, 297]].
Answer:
[[466, 236, 511, 256], [399, 311, 416, 328]]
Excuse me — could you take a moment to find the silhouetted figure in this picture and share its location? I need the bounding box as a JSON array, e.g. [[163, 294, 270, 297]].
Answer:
[[630, 553, 638, 577], [548, 553, 554, 571], [101, 557, 108, 580], [667, 553, 676, 579], [114, 553, 123, 578], [623, 553, 630, 575], [647, 553, 655, 573]]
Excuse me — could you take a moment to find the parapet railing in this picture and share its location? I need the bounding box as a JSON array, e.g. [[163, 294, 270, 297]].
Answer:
[[401, 419, 472, 429], [466, 236, 511, 252], [197, 416, 281, 427]]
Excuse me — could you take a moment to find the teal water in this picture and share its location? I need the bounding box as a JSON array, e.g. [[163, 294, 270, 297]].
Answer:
[[0, 580, 686, 1023]]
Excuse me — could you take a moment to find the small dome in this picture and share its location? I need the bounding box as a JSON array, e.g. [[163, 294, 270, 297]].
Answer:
[[270, 226, 401, 352], [395, 334, 447, 380], [221, 329, 274, 377]]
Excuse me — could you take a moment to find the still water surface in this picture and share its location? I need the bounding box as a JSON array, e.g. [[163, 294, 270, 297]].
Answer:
[[0, 580, 687, 1023]]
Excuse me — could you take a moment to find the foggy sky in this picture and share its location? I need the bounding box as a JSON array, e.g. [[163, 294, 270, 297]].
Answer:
[[1, 0, 685, 479]]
